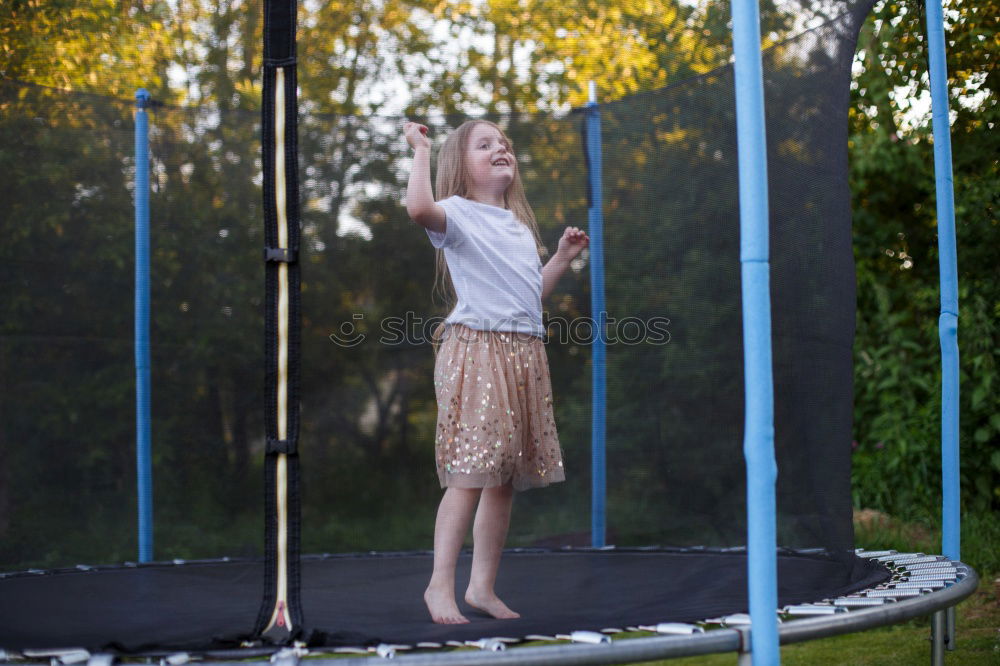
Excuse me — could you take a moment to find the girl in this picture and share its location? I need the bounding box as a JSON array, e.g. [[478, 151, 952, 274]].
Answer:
[[403, 119, 589, 624]]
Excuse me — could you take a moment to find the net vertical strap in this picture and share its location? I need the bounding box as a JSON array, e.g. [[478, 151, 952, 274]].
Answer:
[[255, 0, 304, 643]]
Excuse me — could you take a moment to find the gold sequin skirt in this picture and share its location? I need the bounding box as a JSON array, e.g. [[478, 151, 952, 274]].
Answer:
[[433, 324, 566, 492]]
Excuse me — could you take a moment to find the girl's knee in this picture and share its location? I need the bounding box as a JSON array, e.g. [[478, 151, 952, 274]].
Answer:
[[485, 482, 514, 497], [445, 486, 483, 499]]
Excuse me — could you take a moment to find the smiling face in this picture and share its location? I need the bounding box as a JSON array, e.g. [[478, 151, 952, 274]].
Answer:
[[464, 122, 515, 199]]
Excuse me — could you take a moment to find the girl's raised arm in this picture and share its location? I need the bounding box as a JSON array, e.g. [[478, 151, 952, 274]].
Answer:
[[404, 121, 446, 232]]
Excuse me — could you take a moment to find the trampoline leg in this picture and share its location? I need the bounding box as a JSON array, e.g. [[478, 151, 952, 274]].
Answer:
[[736, 628, 752, 665], [945, 605, 956, 650], [931, 610, 946, 666]]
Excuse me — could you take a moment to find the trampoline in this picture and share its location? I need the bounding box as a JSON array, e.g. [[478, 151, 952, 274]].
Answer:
[[0, 549, 890, 653], [0, 0, 977, 663], [0, 550, 976, 661]]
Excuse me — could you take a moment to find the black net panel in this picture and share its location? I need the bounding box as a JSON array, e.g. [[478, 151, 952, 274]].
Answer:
[[597, 15, 865, 553], [0, 0, 882, 653], [0, 82, 265, 567]]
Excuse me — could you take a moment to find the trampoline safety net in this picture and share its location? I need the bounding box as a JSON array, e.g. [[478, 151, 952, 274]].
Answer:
[[0, 0, 888, 654]]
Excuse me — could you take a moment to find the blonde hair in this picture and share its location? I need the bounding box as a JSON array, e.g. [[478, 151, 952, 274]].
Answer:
[[432, 120, 547, 317]]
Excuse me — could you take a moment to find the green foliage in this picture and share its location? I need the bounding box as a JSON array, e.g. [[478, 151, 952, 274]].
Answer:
[[849, 0, 999, 521], [0, 0, 174, 98]]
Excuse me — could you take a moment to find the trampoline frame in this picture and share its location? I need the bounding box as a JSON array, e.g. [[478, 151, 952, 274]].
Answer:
[[3, 549, 977, 664]]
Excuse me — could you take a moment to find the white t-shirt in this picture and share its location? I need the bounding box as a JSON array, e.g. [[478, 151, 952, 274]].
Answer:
[[426, 195, 545, 337]]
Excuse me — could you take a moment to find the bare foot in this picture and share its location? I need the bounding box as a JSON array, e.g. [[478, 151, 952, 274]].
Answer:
[[464, 588, 521, 619], [424, 585, 470, 624]]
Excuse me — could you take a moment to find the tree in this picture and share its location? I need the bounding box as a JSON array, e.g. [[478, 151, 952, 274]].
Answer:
[[849, 0, 998, 517]]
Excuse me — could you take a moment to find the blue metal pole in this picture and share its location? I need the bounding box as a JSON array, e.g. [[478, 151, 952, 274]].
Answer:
[[924, 0, 961, 563], [586, 81, 607, 549], [730, 1, 780, 663], [135, 88, 154, 563]]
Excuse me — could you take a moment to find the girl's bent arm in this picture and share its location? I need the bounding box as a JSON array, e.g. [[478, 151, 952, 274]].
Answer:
[[406, 145, 446, 232], [542, 226, 589, 300], [541, 253, 571, 301]]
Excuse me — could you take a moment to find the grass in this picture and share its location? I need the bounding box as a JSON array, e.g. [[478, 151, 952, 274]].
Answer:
[[666, 581, 999, 665]]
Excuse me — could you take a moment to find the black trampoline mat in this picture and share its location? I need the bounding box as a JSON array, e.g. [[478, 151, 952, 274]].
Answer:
[[0, 550, 889, 653]]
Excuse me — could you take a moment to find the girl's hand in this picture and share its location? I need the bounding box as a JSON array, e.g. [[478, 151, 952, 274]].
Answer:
[[556, 226, 589, 261], [403, 120, 431, 151]]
